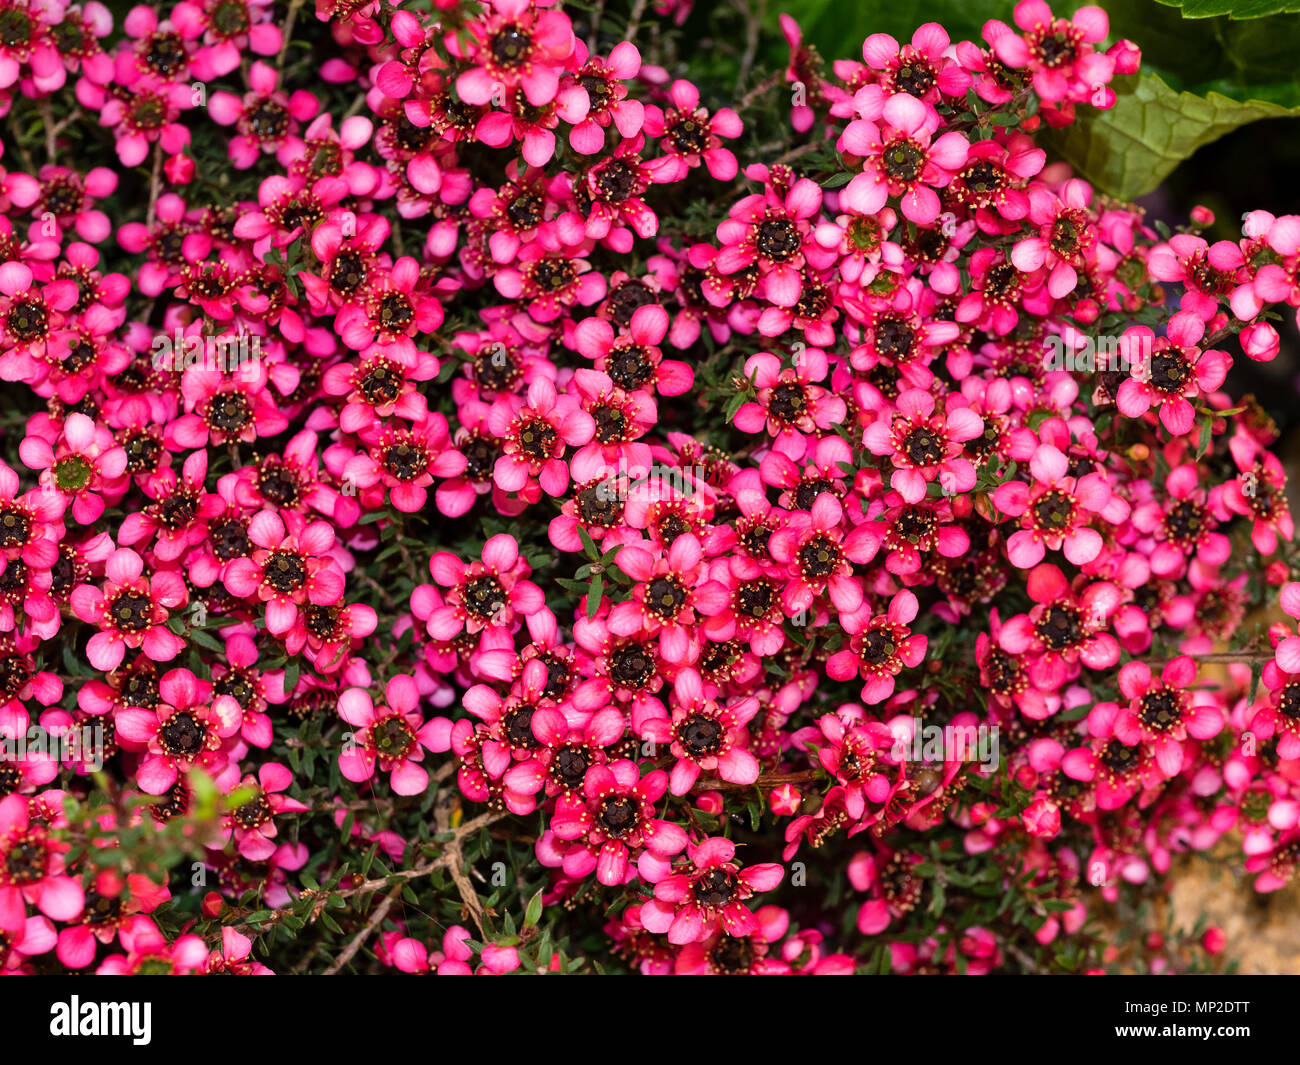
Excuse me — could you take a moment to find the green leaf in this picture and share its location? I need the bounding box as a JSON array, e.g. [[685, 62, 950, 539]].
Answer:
[[585, 574, 603, 619], [283, 658, 301, 693], [523, 890, 543, 929], [1155, 0, 1300, 16], [1045, 71, 1300, 199], [1196, 412, 1214, 458]]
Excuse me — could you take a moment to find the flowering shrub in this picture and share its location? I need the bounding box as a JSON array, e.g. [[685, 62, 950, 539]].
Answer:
[[0, 0, 1297, 976]]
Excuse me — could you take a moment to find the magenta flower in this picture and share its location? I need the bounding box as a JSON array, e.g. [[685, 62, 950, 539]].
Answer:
[[337, 674, 447, 795], [115, 667, 240, 793], [222, 510, 345, 636], [1115, 313, 1230, 436], [638, 836, 782, 943], [840, 92, 969, 225], [0, 793, 83, 935]]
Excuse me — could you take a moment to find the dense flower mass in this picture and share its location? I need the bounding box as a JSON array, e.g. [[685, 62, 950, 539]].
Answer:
[[0, 0, 1292, 976]]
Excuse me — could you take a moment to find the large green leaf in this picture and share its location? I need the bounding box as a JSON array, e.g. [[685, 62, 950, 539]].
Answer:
[[1154, 0, 1300, 16], [1108, 3, 1300, 107], [762, 0, 1016, 63], [1045, 71, 1300, 199]]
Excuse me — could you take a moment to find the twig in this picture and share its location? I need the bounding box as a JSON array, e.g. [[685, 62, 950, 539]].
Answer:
[[145, 142, 164, 229], [738, 70, 782, 113], [771, 140, 822, 167], [693, 770, 818, 792], [277, 0, 305, 71], [735, 0, 764, 96], [324, 882, 401, 975], [624, 0, 647, 42], [37, 96, 56, 161], [587, 0, 605, 52], [1192, 652, 1273, 665]]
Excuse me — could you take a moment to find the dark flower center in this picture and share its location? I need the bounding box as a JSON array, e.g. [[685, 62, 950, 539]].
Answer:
[[207, 392, 252, 432], [883, 140, 925, 182], [679, 714, 723, 756], [112, 592, 153, 632], [506, 192, 543, 229], [372, 716, 414, 759], [5, 838, 47, 883], [0, 509, 30, 547], [597, 795, 638, 838], [463, 436, 500, 481], [1165, 500, 1205, 543], [1033, 489, 1074, 530], [159, 490, 198, 529], [798, 535, 840, 579], [248, 99, 290, 140], [1138, 688, 1184, 733], [893, 61, 935, 97], [875, 316, 915, 360], [463, 575, 506, 619], [490, 25, 531, 66], [736, 580, 774, 619], [696, 867, 736, 906], [330, 251, 367, 294], [711, 937, 753, 974], [234, 793, 273, 829], [7, 299, 47, 341], [143, 31, 187, 76], [1036, 31, 1077, 68], [503, 705, 540, 748], [859, 629, 897, 666], [593, 405, 626, 442], [755, 218, 800, 262], [904, 428, 943, 466], [610, 644, 655, 688], [517, 419, 557, 459], [1147, 352, 1188, 394], [211, 518, 250, 560], [1100, 739, 1140, 774], [384, 442, 428, 481], [378, 293, 413, 332], [303, 604, 340, 638], [1036, 604, 1082, 649], [646, 576, 687, 620], [529, 259, 576, 293], [606, 344, 654, 390], [594, 159, 638, 203], [667, 112, 711, 154], [124, 432, 162, 472], [794, 478, 834, 511], [264, 551, 306, 593], [160, 711, 206, 757], [961, 159, 1004, 197], [552, 744, 590, 788], [769, 383, 806, 421], [576, 483, 623, 527]]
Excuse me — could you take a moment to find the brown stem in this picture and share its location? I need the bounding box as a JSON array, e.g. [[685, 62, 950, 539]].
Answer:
[[323, 883, 401, 975], [624, 0, 647, 42], [145, 142, 164, 229], [693, 770, 818, 792]]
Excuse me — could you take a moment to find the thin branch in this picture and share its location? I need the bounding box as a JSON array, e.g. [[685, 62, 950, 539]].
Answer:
[[735, 0, 764, 95], [277, 0, 305, 70], [587, 0, 605, 52], [324, 882, 401, 975], [624, 0, 647, 42], [145, 142, 164, 229]]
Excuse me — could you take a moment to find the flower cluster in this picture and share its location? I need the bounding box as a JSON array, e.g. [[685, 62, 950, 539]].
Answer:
[[0, 0, 1289, 976]]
